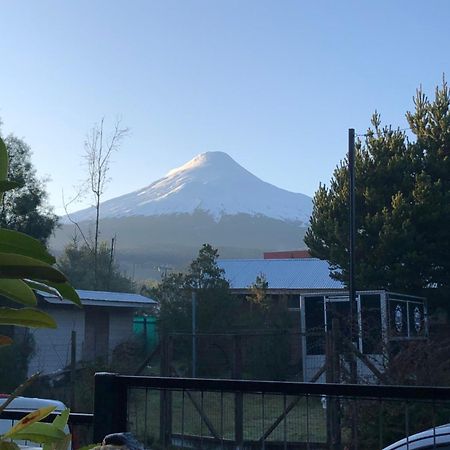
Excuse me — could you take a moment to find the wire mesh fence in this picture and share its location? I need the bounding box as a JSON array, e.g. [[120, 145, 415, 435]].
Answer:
[[162, 323, 434, 387], [94, 374, 450, 450], [127, 388, 327, 449], [166, 331, 324, 382]]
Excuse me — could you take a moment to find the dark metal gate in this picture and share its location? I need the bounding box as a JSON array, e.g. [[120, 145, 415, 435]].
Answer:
[[93, 373, 450, 449]]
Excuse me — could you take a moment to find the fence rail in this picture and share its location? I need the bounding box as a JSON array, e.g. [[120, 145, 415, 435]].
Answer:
[[0, 410, 93, 424], [93, 373, 450, 449]]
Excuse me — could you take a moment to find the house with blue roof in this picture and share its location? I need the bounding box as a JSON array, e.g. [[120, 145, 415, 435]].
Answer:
[[218, 258, 427, 381], [218, 257, 344, 294], [26, 289, 157, 376]]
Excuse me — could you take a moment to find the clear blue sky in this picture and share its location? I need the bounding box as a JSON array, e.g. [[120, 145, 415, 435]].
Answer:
[[1, 0, 449, 215]]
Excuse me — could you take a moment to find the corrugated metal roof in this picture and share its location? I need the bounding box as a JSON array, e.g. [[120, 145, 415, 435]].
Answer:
[[76, 290, 156, 303], [38, 289, 157, 308], [218, 258, 344, 290]]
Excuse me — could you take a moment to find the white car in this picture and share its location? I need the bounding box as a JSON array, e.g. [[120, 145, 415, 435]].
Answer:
[[383, 423, 450, 449], [0, 395, 70, 449]]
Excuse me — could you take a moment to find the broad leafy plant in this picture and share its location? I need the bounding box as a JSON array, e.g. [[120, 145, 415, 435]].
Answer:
[[0, 135, 80, 449], [0, 136, 80, 340], [0, 403, 71, 450]]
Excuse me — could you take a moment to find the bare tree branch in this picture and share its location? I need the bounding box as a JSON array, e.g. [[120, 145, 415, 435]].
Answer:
[[83, 117, 129, 288], [61, 189, 93, 251]]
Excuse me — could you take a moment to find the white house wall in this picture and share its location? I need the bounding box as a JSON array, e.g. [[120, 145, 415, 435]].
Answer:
[[28, 307, 85, 377]]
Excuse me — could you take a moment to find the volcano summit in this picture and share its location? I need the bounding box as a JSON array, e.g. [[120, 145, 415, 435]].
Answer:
[[64, 151, 312, 225], [55, 152, 312, 279]]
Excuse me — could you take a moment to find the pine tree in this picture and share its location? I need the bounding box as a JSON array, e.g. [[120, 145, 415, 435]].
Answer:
[[154, 244, 237, 334], [305, 80, 450, 293], [0, 134, 57, 243]]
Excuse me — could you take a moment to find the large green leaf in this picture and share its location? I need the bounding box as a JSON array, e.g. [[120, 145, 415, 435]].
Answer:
[[0, 229, 56, 264], [43, 433, 71, 450], [24, 280, 82, 307], [0, 279, 37, 306], [0, 307, 57, 328], [51, 409, 70, 430], [24, 279, 63, 299], [42, 281, 81, 306], [0, 253, 67, 282], [7, 423, 66, 444], [3, 406, 56, 438]]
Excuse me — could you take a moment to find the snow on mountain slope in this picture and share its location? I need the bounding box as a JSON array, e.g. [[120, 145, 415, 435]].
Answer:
[[65, 151, 312, 224]]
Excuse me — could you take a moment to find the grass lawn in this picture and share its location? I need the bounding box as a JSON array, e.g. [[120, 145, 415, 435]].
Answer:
[[127, 388, 327, 446]]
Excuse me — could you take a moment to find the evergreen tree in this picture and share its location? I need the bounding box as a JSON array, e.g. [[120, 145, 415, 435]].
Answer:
[[58, 239, 135, 292], [154, 243, 238, 335], [406, 82, 450, 290], [0, 134, 57, 243], [243, 274, 292, 380], [186, 244, 227, 289], [152, 244, 239, 376], [305, 80, 450, 293]]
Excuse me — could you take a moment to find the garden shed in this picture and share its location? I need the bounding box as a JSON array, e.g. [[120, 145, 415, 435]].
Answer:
[[26, 289, 157, 376]]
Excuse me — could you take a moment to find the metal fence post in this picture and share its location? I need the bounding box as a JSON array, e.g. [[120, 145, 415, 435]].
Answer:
[[159, 335, 173, 447], [233, 335, 244, 449], [93, 372, 128, 443]]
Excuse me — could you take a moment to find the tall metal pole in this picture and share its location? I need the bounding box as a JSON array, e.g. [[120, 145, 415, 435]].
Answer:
[[70, 330, 76, 410], [348, 128, 358, 448], [192, 291, 197, 378], [348, 128, 356, 346]]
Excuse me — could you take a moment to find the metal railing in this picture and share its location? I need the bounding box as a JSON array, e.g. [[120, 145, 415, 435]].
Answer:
[[93, 373, 450, 449]]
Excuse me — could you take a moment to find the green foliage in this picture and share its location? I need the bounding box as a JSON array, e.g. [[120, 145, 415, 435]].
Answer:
[[354, 337, 450, 448], [186, 244, 226, 288], [0, 134, 57, 244], [9, 422, 66, 444], [152, 271, 191, 334], [153, 245, 293, 379], [0, 135, 76, 450], [33, 335, 149, 413], [51, 211, 307, 280], [305, 80, 450, 292], [0, 329, 34, 393], [242, 274, 292, 380], [151, 244, 238, 376], [245, 273, 269, 306], [58, 239, 135, 291], [243, 274, 292, 330], [0, 133, 79, 378], [0, 307, 57, 328], [153, 244, 239, 336], [0, 136, 79, 337], [0, 404, 71, 450]]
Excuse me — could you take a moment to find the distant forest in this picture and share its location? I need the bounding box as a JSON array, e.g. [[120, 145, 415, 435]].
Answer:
[[51, 211, 308, 280]]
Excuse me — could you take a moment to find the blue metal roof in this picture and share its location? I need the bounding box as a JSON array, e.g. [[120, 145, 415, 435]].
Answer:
[[39, 289, 157, 307], [217, 258, 344, 290], [76, 290, 156, 304]]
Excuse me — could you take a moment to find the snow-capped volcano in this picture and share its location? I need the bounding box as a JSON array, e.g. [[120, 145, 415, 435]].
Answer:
[[65, 151, 312, 224]]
